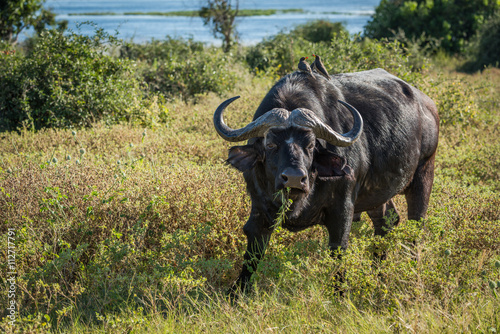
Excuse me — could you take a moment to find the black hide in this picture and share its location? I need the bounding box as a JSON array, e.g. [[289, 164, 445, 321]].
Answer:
[[221, 68, 439, 289]]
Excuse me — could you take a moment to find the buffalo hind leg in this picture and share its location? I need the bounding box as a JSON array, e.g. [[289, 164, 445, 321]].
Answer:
[[367, 199, 400, 261], [367, 199, 400, 238], [352, 212, 362, 223], [400, 155, 436, 262], [404, 154, 436, 222]]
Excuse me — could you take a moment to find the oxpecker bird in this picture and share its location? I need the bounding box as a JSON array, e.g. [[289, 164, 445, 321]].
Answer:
[[312, 54, 330, 80], [298, 57, 312, 75]]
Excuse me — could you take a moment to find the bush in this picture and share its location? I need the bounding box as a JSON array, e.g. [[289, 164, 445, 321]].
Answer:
[[0, 27, 147, 131], [245, 20, 345, 76], [246, 24, 420, 83], [119, 36, 205, 63], [0, 154, 248, 322], [463, 12, 500, 71], [121, 37, 238, 102], [364, 0, 500, 54], [245, 33, 319, 76], [291, 20, 347, 43], [327, 36, 421, 82], [140, 48, 238, 102]]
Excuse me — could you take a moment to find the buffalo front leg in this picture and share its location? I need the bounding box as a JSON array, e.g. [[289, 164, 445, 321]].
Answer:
[[324, 196, 355, 256], [324, 200, 355, 291], [233, 213, 273, 291]]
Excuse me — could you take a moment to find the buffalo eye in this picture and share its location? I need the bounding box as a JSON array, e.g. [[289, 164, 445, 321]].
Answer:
[[306, 143, 315, 152], [266, 142, 277, 150]]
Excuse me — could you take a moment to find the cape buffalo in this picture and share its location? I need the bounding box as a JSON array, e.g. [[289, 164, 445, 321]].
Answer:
[[213, 68, 439, 289]]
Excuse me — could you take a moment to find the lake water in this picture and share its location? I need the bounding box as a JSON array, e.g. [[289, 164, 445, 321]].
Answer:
[[38, 0, 379, 45]]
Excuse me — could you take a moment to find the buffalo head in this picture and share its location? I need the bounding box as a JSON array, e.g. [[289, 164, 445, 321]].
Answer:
[[213, 96, 363, 208]]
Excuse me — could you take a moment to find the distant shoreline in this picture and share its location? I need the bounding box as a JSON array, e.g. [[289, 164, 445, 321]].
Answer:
[[66, 9, 371, 17]]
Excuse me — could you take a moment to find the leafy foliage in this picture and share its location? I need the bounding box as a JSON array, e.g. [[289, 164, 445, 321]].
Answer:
[[464, 11, 500, 71], [0, 27, 150, 131], [119, 37, 205, 62], [364, 0, 500, 54], [120, 37, 239, 102], [245, 20, 343, 76], [291, 20, 347, 43], [0, 32, 241, 131], [200, 0, 239, 52], [246, 24, 420, 83], [0, 20, 499, 333], [0, 0, 66, 43]]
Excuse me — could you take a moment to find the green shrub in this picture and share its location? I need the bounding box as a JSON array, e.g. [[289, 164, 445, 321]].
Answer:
[[426, 76, 479, 126], [121, 38, 238, 102], [0, 26, 147, 131], [245, 33, 317, 76], [245, 20, 346, 76], [327, 36, 422, 82], [464, 12, 500, 71], [140, 48, 238, 101], [246, 26, 420, 83], [0, 157, 248, 323], [364, 0, 500, 54], [119, 36, 205, 63], [291, 20, 347, 43]]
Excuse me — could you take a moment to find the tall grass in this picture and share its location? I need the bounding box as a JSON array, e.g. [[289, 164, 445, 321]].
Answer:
[[0, 28, 499, 333]]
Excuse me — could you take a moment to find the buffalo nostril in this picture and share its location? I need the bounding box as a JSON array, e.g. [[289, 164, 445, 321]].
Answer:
[[280, 168, 307, 189]]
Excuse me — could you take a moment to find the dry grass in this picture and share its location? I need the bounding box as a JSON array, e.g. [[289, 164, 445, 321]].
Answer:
[[0, 65, 499, 333]]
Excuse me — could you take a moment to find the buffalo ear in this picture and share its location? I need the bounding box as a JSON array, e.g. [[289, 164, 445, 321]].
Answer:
[[314, 149, 353, 179], [227, 144, 263, 172]]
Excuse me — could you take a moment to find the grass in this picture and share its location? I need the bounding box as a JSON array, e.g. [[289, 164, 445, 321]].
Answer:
[[272, 188, 293, 229], [0, 55, 499, 332]]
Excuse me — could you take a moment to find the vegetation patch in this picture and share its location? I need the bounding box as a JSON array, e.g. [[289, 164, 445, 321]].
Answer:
[[0, 27, 154, 131], [0, 19, 499, 334]]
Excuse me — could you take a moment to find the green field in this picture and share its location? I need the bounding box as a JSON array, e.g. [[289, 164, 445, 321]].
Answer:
[[0, 25, 499, 333]]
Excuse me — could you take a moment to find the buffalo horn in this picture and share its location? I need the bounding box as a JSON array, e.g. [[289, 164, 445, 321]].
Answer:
[[213, 96, 363, 147], [213, 96, 290, 142], [291, 100, 363, 147]]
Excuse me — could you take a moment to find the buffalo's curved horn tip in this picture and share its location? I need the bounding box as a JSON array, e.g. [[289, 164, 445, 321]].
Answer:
[[335, 100, 364, 146], [338, 100, 364, 140], [213, 96, 291, 142], [213, 96, 242, 142], [305, 100, 363, 147]]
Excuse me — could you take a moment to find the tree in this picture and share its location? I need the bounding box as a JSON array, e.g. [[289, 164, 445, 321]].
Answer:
[[464, 11, 500, 71], [0, 0, 65, 44], [291, 20, 348, 43], [364, 0, 500, 54], [199, 0, 239, 52]]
